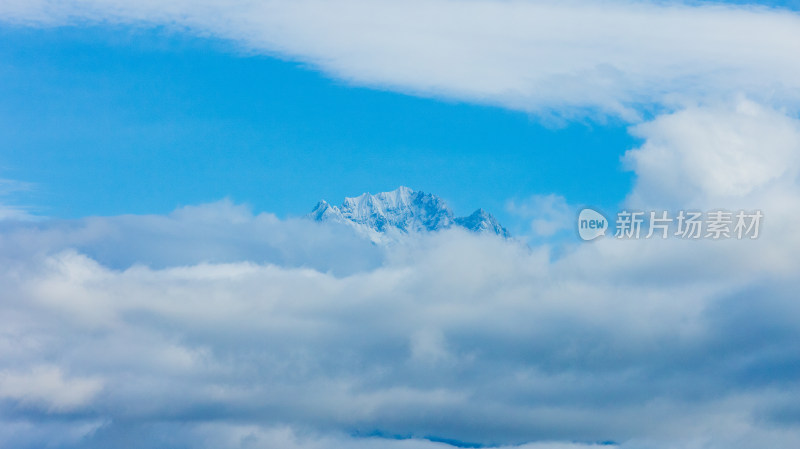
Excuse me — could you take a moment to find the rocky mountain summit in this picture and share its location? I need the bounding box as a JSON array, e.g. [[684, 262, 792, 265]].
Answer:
[[308, 186, 510, 240]]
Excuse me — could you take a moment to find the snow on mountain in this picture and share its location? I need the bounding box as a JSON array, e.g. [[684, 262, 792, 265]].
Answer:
[[307, 186, 510, 240], [454, 208, 511, 238]]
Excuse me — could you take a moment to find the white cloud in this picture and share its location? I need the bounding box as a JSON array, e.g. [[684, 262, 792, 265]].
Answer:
[[0, 199, 385, 274], [624, 99, 800, 209], [0, 366, 103, 412], [1, 100, 800, 447], [1, 209, 800, 448], [1, 1, 800, 118], [507, 194, 573, 237], [616, 100, 800, 282], [0, 206, 32, 221]]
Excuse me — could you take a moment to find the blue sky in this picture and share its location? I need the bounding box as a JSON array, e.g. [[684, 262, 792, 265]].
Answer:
[[2, 1, 799, 228], [0, 24, 635, 228]]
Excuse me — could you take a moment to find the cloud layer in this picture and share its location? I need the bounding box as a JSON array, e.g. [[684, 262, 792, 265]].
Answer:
[[2, 0, 800, 118], [1, 210, 799, 449], [1, 100, 799, 448]]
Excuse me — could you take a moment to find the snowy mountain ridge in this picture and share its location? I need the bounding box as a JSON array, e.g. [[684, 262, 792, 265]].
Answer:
[[308, 186, 510, 241]]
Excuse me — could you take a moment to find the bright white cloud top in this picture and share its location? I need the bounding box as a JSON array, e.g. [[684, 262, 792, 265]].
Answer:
[[1, 0, 800, 118]]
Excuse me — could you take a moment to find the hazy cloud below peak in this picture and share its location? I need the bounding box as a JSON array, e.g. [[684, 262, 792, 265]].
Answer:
[[1, 216, 799, 448], [0, 199, 386, 275]]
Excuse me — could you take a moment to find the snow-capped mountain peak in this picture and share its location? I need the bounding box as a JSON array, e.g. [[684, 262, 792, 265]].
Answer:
[[455, 208, 511, 238], [307, 187, 509, 239]]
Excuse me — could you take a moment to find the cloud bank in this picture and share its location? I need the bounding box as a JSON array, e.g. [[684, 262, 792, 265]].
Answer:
[[0, 100, 799, 448], [1, 0, 800, 118]]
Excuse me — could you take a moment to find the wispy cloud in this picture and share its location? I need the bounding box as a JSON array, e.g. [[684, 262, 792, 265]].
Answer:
[[0, 366, 103, 412], [1, 1, 799, 118], [507, 194, 573, 238], [0, 199, 384, 274], [0, 178, 36, 221]]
